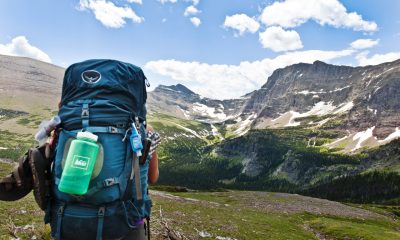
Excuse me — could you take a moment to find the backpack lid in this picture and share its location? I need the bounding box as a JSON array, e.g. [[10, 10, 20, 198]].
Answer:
[[60, 59, 147, 119]]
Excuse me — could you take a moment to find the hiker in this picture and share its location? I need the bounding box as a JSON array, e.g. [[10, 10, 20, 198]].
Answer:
[[0, 59, 161, 240]]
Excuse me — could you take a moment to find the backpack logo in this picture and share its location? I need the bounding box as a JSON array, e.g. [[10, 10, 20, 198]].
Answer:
[[82, 70, 101, 84], [71, 155, 90, 170]]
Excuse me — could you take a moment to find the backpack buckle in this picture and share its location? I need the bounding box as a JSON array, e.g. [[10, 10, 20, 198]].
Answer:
[[81, 109, 89, 118], [103, 178, 116, 187], [98, 206, 105, 217], [110, 127, 118, 133]]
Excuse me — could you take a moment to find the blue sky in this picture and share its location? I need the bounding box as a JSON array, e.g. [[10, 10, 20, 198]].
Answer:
[[1, 0, 400, 99]]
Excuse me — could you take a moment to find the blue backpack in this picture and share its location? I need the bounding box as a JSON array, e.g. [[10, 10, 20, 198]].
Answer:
[[47, 59, 152, 240]]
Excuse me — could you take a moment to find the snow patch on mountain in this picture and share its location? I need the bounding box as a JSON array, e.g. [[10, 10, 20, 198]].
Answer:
[[378, 127, 400, 144], [233, 113, 257, 136], [177, 106, 190, 119], [352, 126, 376, 151], [296, 86, 350, 96], [192, 102, 227, 121], [169, 122, 202, 138], [334, 102, 354, 114], [296, 90, 326, 95], [329, 85, 351, 93], [326, 127, 400, 153], [367, 107, 378, 115], [373, 66, 398, 79], [262, 101, 354, 128]]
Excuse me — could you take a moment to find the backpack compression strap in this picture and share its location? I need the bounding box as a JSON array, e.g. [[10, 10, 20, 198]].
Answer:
[[122, 152, 142, 202]]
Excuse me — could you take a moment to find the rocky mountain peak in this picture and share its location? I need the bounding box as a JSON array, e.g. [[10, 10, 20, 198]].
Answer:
[[154, 84, 198, 97]]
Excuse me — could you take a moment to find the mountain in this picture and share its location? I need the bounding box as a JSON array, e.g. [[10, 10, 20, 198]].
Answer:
[[1, 54, 400, 204], [244, 60, 400, 146], [0, 54, 63, 109], [147, 84, 246, 123], [149, 60, 400, 152], [145, 59, 400, 203]]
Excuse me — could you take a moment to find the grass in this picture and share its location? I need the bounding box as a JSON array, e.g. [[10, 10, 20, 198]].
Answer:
[[305, 215, 400, 240], [1, 161, 399, 240], [0, 108, 27, 121], [152, 190, 400, 240], [152, 192, 316, 240], [17, 114, 44, 129], [0, 130, 34, 161]]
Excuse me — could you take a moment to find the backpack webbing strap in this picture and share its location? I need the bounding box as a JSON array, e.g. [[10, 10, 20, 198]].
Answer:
[[134, 153, 142, 201], [55, 204, 65, 240], [85, 177, 120, 196], [96, 206, 105, 240], [84, 126, 126, 135], [54, 177, 120, 197], [70, 126, 126, 135], [81, 103, 89, 130], [122, 153, 142, 201]]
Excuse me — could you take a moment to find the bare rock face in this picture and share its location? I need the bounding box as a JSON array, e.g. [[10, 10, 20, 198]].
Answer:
[[242, 60, 400, 138]]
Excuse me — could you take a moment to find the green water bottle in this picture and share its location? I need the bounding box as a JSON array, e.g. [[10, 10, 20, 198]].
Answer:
[[58, 131, 99, 195]]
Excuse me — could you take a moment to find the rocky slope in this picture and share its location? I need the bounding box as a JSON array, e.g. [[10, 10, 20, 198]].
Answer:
[[147, 84, 246, 123], [148, 60, 400, 152], [0, 54, 63, 110], [243, 60, 400, 149]]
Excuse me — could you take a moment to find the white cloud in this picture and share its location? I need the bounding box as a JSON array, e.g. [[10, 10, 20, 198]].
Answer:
[[223, 14, 260, 36], [350, 39, 379, 49], [259, 26, 303, 52], [145, 49, 354, 99], [184, 5, 200, 16], [191, 0, 200, 5], [79, 0, 143, 28], [190, 17, 201, 27], [0, 36, 51, 63], [126, 0, 142, 4], [260, 0, 377, 32], [158, 0, 177, 4], [356, 51, 400, 66]]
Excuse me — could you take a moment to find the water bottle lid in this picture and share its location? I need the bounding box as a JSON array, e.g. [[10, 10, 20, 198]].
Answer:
[[77, 131, 98, 142]]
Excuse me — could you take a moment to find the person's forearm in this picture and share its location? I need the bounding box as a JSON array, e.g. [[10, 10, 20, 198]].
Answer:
[[148, 151, 159, 184]]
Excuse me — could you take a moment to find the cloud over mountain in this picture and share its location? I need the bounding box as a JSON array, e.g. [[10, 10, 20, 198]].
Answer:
[[145, 49, 354, 99], [0, 36, 51, 63], [350, 39, 379, 49], [356, 51, 400, 66], [259, 26, 303, 52]]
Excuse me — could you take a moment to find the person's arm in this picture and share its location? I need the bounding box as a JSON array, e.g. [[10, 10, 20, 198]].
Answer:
[[148, 150, 159, 184], [147, 125, 159, 184]]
